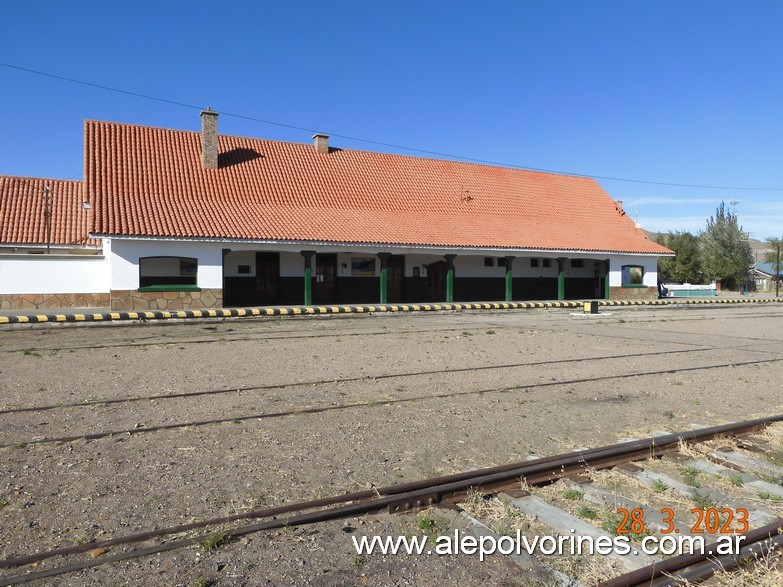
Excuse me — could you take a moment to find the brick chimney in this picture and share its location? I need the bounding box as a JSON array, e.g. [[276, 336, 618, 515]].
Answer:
[[200, 108, 219, 169], [313, 133, 329, 155]]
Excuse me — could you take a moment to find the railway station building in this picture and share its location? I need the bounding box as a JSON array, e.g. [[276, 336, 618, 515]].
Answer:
[[1, 111, 672, 311]]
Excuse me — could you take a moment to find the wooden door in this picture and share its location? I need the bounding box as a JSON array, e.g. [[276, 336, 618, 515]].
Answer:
[[315, 254, 337, 303], [255, 252, 280, 305], [425, 260, 447, 301], [387, 255, 405, 302]]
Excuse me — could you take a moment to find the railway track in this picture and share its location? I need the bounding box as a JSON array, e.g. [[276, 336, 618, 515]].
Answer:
[[2, 416, 782, 586], [4, 315, 781, 419], [0, 345, 714, 415], [3, 304, 781, 354], [1, 353, 780, 448], [2, 306, 782, 585]]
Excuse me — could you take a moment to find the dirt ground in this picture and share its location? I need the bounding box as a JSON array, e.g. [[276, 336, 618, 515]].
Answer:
[[1, 304, 782, 586]]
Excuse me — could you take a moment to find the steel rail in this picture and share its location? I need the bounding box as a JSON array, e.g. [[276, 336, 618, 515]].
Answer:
[[3, 356, 781, 450], [0, 323, 514, 354], [596, 520, 783, 587], [5, 304, 781, 353], [1, 415, 779, 585], [650, 531, 783, 586], [0, 346, 711, 415]]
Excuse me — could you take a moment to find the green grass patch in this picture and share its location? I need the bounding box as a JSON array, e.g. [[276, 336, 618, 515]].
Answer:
[[192, 576, 213, 587], [681, 466, 701, 488], [651, 479, 669, 493], [600, 511, 625, 536], [692, 491, 715, 510], [416, 516, 436, 533], [728, 474, 745, 487], [198, 531, 228, 552]]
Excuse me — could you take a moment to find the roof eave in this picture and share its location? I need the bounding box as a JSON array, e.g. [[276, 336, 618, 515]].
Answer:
[[93, 234, 673, 256]]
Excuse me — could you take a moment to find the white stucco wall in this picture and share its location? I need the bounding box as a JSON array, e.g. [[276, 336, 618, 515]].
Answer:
[[224, 250, 256, 277], [0, 254, 110, 294], [608, 256, 658, 287], [108, 238, 660, 294], [108, 239, 223, 290], [280, 251, 303, 277]]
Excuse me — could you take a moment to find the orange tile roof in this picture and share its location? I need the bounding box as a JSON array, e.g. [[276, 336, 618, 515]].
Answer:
[[85, 120, 672, 255], [0, 176, 99, 247]]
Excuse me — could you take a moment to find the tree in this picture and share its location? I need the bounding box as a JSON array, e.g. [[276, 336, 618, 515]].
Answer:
[[653, 231, 704, 284], [699, 202, 753, 290], [763, 237, 783, 277]]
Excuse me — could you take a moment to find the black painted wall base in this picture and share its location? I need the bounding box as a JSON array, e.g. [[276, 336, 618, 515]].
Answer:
[[223, 276, 602, 306]]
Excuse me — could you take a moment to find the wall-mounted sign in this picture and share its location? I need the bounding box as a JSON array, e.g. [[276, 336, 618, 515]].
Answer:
[[351, 257, 376, 276]]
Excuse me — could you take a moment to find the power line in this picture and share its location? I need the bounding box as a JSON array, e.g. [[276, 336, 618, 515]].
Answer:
[[3, 61, 783, 192]]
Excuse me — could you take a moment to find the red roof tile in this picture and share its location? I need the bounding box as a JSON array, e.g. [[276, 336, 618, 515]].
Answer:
[[85, 120, 672, 255], [0, 176, 98, 247]]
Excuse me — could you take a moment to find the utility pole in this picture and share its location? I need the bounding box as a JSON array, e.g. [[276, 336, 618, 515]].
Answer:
[[43, 185, 51, 254], [777, 241, 781, 298]]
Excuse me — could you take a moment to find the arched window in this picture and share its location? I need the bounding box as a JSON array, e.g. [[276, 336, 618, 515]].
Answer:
[[139, 257, 198, 290]]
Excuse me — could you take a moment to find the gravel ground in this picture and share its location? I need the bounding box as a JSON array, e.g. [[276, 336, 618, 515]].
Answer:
[[1, 304, 783, 586]]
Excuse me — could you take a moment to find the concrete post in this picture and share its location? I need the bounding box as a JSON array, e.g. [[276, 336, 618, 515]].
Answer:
[[504, 256, 515, 301], [301, 251, 315, 306], [377, 253, 391, 304], [444, 254, 457, 303], [557, 257, 566, 301]]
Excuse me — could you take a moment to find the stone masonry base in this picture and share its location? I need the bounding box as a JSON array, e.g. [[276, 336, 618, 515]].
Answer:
[[0, 293, 111, 310], [609, 286, 657, 300], [110, 289, 223, 311]]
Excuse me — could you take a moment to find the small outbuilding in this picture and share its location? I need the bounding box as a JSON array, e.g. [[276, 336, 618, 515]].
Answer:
[[0, 176, 108, 310]]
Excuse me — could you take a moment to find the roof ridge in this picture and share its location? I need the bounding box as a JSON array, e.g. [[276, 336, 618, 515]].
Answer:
[[83, 119, 672, 256], [83, 119, 600, 182], [0, 174, 81, 184]]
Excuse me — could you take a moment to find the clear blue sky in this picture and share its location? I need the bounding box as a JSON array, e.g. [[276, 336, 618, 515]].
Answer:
[[3, 1, 783, 239]]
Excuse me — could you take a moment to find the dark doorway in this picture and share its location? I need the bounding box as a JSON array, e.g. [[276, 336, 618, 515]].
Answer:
[[315, 253, 337, 303], [255, 253, 280, 305], [425, 260, 447, 301], [388, 255, 405, 302]]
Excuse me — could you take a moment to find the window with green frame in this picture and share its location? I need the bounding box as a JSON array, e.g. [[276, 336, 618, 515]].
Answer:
[[621, 265, 644, 286], [139, 256, 200, 291]]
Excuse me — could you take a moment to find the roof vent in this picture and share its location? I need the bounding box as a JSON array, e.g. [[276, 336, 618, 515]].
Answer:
[[200, 108, 219, 169], [616, 200, 625, 215], [313, 133, 329, 155]]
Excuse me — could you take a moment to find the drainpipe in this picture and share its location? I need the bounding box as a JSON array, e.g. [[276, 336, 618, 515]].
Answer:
[[43, 185, 51, 254]]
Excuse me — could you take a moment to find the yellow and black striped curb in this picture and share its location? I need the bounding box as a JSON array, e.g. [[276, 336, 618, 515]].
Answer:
[[0, 297, 780, 325]]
